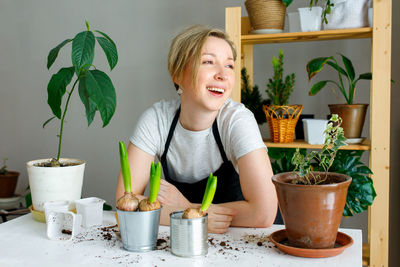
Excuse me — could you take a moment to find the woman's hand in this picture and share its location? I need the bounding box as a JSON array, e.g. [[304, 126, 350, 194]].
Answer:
[[157, 179, 191, 209], [206, 204, 237, 234]]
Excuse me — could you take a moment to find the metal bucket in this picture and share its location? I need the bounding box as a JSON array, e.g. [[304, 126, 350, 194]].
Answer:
[[117, 208, 161, 252], [170, 211, 208, 257]]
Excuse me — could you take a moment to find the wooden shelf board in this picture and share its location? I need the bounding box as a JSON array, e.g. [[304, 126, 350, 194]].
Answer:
[[264, 139, 371, 151], [241, 27, 372, 45]]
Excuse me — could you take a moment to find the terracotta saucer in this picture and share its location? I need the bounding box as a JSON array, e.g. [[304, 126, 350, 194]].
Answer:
[[269, 229, 353, 258]]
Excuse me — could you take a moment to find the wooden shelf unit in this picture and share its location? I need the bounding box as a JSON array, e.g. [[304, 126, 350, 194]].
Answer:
[[264, 139, 371, 151], [226, 2, 392, 266]]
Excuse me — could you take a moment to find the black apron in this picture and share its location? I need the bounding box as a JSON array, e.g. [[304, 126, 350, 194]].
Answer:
[[160, 107, 244, 204]]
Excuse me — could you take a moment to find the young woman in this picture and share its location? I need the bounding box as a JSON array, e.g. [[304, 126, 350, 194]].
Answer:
[[116, 25, 277, 234]]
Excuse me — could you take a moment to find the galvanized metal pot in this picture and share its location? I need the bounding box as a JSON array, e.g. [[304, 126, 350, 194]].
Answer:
[[117, 207, 161, 252], [170, 211, 208, 257]]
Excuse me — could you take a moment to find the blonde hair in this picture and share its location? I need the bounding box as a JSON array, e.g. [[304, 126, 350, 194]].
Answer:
[[168, 25, 237, 90]]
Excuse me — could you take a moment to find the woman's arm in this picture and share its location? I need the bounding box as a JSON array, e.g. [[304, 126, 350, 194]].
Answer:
[[217, 147, 277, 228]]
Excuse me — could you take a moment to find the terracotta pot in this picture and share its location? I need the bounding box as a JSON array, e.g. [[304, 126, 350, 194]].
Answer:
[[0, 171, 19, 198], [272, 172, 351, 249], [328, 104, 368, 138]]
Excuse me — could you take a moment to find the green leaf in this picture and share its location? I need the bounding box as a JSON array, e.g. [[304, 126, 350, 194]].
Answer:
[[282, 0, 293, 7], [340, 54, 355, 81], [358, 72, 372, 80], [119, 141, 131, 193], [47, 39, 72, 69], [25, 191, 32, 208], [149, 162, 161, 203], [309, 80, 328, 95], [94, 30, 117, 48], [78, 78, 97, 126], [71, 31, 95, 74], [103, 203, 112, 210], [96, 37, 118, 70], [85, 70, 116, 127], [326, 61, 347, 76], [47, 67, 75, 118], [306, 57, 332, 80], [42, 116, 56, 128], [200, 175, 217, 212]]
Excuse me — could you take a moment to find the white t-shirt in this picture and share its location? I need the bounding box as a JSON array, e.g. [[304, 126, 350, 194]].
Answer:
[[130, 98, 266, 184]]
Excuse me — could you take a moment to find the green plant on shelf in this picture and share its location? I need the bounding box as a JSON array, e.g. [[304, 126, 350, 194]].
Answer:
[[306, 54, 371, 104], [241, 68, 270, 125], [266, 50, 295, 106], [0, 158, 8, 174], [309, 0, 334, 24]]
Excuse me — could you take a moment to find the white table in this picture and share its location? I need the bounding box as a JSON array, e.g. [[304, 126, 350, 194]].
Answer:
[[0, 211, 362, 267]]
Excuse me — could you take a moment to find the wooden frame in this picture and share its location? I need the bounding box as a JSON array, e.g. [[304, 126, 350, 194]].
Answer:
[[226, 2, 391, 266]]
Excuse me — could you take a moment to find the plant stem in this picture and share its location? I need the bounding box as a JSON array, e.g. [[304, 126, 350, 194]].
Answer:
[[57, 78, 79, 161]]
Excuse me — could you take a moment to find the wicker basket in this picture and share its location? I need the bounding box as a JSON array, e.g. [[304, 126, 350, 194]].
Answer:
[[245, 0, 286, 31], [263, 104, 303, 143]]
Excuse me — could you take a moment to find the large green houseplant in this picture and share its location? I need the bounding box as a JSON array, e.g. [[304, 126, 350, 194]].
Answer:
[[263, 50, 301, 143], [26, 21, 118, 214], [306, 53, 371, 138]]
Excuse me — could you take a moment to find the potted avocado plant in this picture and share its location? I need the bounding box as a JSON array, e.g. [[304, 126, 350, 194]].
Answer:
[[245, 0, 293, 33], [272, 114, 353, 249], [26, 20, 118, 214], [263, 49, 301, 143], [0, 158, 20, 198], [306, 53, 371, 139]]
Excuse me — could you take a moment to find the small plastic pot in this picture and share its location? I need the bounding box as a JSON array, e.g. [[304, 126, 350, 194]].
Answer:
[[44, 200, 69, 223], [47, 211, 82, 241], [75, 197, 105, 228], [303, 119, 328, 145]]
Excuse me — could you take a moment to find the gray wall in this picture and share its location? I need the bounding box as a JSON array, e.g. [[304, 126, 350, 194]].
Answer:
[[0, 0, 397, 264]]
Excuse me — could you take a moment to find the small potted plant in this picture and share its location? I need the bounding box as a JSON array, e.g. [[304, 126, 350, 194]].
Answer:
[[306, 53, 371, 139], [116, 141, 162, 252], [272, 114, 352, 249], [263, 49, 301, 143], [170, 173, 217, 257], [0, 158, 20, 198], [245, 0, 293, 33], [26, 20, 118, 214]]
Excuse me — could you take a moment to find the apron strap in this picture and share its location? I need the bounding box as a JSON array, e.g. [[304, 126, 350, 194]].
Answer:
[[212, 120, 229, 163], [161, 106, 180, 179]]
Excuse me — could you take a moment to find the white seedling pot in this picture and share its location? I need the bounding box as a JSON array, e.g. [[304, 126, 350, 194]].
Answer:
[[303, 119, 329, 145], [27, 158, 85, 212], [298, 7, 323, 32], [75, 197, 105, 227], [44, 200, 69, 223], [47, 211, 82, 241]]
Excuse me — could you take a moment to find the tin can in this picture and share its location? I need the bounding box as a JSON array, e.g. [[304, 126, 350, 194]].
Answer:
[[117, 208, 161, 252], [170, 211, 208, 257]]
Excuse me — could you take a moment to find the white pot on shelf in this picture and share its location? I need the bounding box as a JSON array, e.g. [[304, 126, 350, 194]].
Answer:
[[298, 7, 322, 32], [323, 0, 368, 30], [27, 158, 85, 212], [303, 119, 328, 145]]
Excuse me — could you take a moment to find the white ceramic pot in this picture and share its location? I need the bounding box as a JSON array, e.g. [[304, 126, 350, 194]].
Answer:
[[298, 7, 323, 32], [27, 158, 85, 212], [323, 0, 368, 30], [303, 119, 328, 145]]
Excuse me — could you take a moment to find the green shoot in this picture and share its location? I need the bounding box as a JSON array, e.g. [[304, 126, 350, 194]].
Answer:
[[149, 162, 161, 203], [200, 175, 217, 212], [119, 141, 131, 193]]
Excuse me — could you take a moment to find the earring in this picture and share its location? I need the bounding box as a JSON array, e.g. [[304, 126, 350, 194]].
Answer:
[[177, 88, 183, 95]]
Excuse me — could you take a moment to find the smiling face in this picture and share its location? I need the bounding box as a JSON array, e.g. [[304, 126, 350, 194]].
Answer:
[[176, 36, 235, 113]]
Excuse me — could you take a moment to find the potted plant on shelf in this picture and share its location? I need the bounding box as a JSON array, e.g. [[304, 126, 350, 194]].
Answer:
[[26, 20, 118, 214], [245, 0, 293, 34], [306, 53, 371, 139], [272, 114, 353, 249], [263, 49, 301, 143], [0, 158, 20, 198]]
